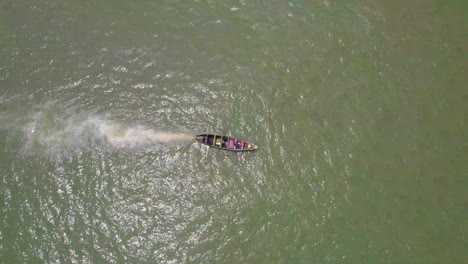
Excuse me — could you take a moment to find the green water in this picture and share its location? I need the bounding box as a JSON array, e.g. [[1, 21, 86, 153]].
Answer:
[[1, 0, 466, 263]]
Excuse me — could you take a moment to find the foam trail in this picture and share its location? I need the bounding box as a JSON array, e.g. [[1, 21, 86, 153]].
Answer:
[[20, 106, 194, 157], [99, 124, 194, 149]]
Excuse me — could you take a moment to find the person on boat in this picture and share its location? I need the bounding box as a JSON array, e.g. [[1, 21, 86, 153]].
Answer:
[[248, 143, 253, 149], [240, 141, 245, 149]]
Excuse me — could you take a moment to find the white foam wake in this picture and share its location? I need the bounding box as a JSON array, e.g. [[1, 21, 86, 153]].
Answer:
[[20, 106, 193, 157], [98, 124, 194, 149]]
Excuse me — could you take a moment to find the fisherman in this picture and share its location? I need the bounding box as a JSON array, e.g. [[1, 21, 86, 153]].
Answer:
[[240, 141, 245, 148]]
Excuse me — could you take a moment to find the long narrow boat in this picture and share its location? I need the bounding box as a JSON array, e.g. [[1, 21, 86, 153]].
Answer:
[[195, 134, 258, 151]]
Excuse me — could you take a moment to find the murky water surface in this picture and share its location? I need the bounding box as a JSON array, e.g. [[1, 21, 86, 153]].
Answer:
[[0, 0, 466, 262]]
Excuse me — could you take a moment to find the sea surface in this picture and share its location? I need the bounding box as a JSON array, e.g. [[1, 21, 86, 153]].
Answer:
[[0, 0, 466, 263]]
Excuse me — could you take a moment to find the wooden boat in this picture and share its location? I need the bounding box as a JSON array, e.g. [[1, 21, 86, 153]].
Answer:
[[195, 134, 258, 151]]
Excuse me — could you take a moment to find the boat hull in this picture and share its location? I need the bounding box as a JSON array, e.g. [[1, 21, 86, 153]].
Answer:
[[195, 134, 257, 151]]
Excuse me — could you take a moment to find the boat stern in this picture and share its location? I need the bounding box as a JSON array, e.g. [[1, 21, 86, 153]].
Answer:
[[195, 135, 205, 143]]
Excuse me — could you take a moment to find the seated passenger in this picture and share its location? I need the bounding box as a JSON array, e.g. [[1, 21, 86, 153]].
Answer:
[[240, 141, 245, 149]]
